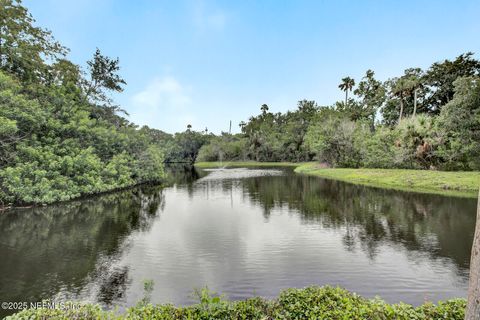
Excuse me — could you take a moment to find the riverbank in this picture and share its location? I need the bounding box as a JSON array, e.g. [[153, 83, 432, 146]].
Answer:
[[0, 180, 165, 212], [195, 161, 479, 198], [6, 286, 466, 319], [295, 163, 479, 198]]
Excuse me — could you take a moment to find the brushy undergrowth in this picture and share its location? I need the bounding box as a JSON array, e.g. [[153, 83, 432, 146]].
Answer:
[[6, 286, 466, 320]]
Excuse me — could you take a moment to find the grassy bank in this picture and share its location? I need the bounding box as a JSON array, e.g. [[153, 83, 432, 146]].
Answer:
[[295, 163, 480, 198], [6, 286, 466, 320], [194, 161, 301, 168], [194, 161, 479, 198]]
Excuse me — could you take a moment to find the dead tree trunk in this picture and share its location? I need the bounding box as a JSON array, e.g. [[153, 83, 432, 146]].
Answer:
[[466, 189, 480, 320]]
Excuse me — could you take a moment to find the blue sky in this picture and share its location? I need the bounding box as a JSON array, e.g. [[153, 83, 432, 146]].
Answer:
[[25, 0, 480, 134]]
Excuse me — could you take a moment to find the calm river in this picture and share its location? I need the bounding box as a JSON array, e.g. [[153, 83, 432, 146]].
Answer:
[[0, 165, 476, 317]]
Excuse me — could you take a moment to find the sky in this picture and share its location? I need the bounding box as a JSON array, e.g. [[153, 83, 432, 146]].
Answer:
[[24, 0, 480, 134]]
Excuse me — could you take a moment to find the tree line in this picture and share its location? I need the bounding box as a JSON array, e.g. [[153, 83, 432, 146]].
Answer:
[[197, 53, 480, 171], [1, 0, 479, 206], [0, 0, 166, 205]]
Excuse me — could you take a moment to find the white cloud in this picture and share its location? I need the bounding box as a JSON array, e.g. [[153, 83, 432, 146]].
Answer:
[[128, 76, 198, 132], [132, 77, 191, 109]]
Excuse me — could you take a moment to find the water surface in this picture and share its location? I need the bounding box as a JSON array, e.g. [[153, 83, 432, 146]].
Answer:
[[0, 166, 476, 316]]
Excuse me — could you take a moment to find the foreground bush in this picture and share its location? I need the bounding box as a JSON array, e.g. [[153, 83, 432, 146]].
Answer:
[[6, 286, 466, 320]]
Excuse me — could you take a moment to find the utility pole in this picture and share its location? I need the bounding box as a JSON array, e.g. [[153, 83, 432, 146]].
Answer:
[[229, 120, 232, 134], [466, 189, 480, 320]]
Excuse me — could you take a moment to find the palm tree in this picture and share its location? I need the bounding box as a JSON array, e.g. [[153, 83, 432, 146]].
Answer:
[[239, 121, 246, 132], [393, 75, 422, 123], [260, 104, 269, 114], [413, 88, 419, 117], [338, 77, 356, 107], [392, 78, 410, 123], [410, 77, 422, 118], [401, 69, 423, 118]]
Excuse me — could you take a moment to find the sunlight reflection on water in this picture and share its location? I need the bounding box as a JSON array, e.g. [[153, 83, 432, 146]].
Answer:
[[198, 168, 284, 181]]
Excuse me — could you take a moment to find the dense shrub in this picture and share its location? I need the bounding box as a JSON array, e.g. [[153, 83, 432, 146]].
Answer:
[[0, 71, 165, 205], [305, 112, 369, 168], [361, 127, 399, 168], [6, 286, 466, 320], [393, 115, 438, 169], [435, 77, 480, 170], [197, 135, 247, 162], [224, 100, 317, 163]]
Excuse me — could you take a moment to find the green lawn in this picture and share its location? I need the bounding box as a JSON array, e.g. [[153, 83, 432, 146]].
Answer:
[[295, 163, 480, 198], [194, 161, 480, 198]]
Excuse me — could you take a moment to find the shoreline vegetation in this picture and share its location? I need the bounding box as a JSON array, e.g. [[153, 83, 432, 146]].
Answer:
[[195, 161, 480, 198], [0, 180, 163, 212], [194, 161, 302, 168], [7, 286, 466, 320]]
